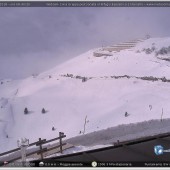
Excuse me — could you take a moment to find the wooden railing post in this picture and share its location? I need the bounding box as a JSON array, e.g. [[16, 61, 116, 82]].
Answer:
[[1, 133, 67, 165], [59, 132, 64, 153], [38, 138, 43, 160]]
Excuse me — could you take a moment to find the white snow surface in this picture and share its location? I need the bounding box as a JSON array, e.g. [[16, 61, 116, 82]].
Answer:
[[1, 37, 170, 153]]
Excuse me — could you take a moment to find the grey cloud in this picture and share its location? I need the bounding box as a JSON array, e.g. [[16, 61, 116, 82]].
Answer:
[[0, 7, 170, 79]]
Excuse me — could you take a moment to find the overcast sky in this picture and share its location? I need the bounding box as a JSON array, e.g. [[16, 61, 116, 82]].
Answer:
[[1, 7, 170, 79]]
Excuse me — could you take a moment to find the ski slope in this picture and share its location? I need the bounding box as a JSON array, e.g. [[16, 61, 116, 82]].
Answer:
[[1, 37, 170, 153]]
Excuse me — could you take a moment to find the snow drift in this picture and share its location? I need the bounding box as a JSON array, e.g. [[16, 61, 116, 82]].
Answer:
[[1, 37, 170, 153]]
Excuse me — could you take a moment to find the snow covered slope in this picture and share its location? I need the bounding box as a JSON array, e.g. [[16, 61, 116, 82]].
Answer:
[[1, 37, 170, 153]]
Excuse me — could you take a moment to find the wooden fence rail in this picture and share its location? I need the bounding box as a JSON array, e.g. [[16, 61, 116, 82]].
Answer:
[[0, 132, 66, 164], [0, 148, 20, 157]]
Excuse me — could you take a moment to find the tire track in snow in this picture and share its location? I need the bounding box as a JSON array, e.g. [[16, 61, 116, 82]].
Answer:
[[0, 98, 9, 137], [1, 96, 16, 139], [0, 88, 19, 152], [4, 88, 19, 137], [1, 103, 15, 139]]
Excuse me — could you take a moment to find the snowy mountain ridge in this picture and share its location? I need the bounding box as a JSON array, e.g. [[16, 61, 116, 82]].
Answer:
[[1, 37, 170, 153]]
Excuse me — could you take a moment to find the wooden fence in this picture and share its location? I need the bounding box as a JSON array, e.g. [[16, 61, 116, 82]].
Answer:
[[0, 132, 66, 165]]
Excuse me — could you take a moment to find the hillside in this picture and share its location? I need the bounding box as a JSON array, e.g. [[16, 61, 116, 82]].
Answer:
[[1, 37, 170, 153]]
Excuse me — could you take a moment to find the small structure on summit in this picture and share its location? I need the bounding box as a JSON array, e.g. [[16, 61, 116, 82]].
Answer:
[[93, 38, 145, 57]]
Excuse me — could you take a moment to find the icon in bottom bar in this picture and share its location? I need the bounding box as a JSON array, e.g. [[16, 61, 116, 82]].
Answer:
[[154, 145, 164, 155], [92, 161, 97, 167], [39, 161, 44, 166]]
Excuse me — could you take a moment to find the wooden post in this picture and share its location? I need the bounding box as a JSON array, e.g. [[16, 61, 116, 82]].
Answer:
[[161, 108, 164, 122], [39, 138, 43, 160], [83, 116, 87, 134], [59, 132, 63, 153]]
